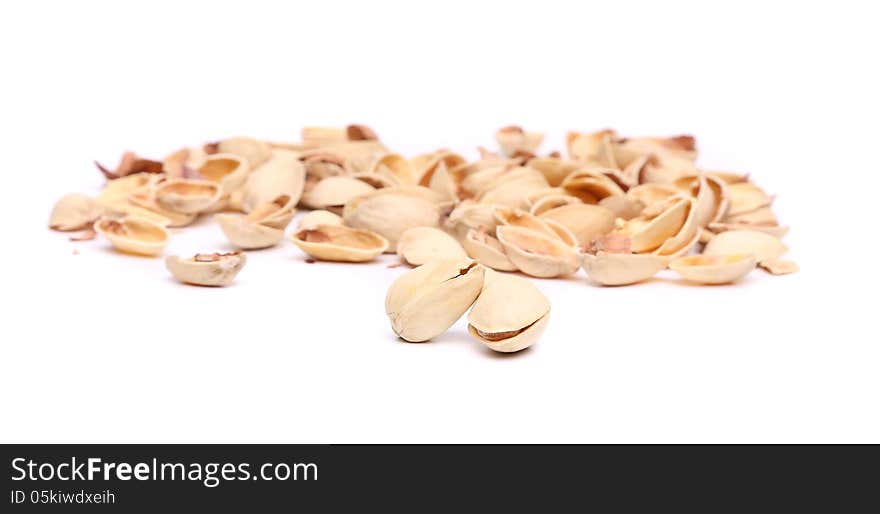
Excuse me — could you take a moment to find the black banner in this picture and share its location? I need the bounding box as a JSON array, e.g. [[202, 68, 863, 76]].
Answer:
[[2, 445, 876, 511]]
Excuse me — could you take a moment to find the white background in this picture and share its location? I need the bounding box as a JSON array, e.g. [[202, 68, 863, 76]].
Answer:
[[1, 1, 877, 443]]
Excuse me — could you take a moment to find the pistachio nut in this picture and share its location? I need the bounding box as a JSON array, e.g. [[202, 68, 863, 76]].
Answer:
[[297, 209, 343, 231], [467, 270, 550, 353], [94, 215, 169, 256], [669, 253, 757, 285], [386, 258, 485, 342], [582, 252, 667, 286], [292, 224, 388, 262], [702, 229, 787, 263], [496, 225, 580, 278], [154, 179, 222, 214], [396, 227, 468, 266], [166, 251, 247, 287], [49, 193, 102, 231]]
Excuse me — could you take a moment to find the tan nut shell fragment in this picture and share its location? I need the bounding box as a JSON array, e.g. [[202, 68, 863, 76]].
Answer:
[[300, 176, 375, 210], [386, 259, 485, 342], [342, 188, 442, 252], [566, 129, 616, 162], [165, 252, 246, 286], [758, 258, 799, 275], [370, 153, 415, 185], [626, 183, 680, 209], [669, 254, 757, 284], [529, 194, 582, 216], [539, 203, 616, 247], [445, 201, 499, 238], [624, 197, 690, 253], [292, 224, 388, 262], [708, 222, 789, 239], [240, 149, 305, 213], [561, 169, 626, 204], [467, 270, 550, 353], [197, 153, 250, 195], [94, 216, 169, 256], [460, 229, 517, 271], [494, 207, 560, 240], [526, 157, 582, 187], [703, 229, 787, 262], [496, 126, 544, 157], [653, 198, 699, 257], [726, 182, 773, 216], [496, 225, 580, 278], [297, 210, 343, 231], [217, 137, 271, 169], [396, 227, 467, 266], [598, 195, 644, 220], [49, 193, 102, 231], [215, 214, 285, 249], [582, 252, 667, 286], [155, 179, 222, 214], [126, 187, 197, 227]]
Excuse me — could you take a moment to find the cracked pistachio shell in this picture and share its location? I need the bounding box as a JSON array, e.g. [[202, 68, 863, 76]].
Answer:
[[496, 225, 580, 278], [297, 209, 343, 231], [496, 126, 544, 157], [759, 258, 799, 275], [467, 270, 550, 353], [217, 137, 271, 169], [370, 153, 415, 185], [582, 252, 667, 286], [669, 253, 756, 284], [626, 183, 680, 208], [723, 206, 777, 225], [708, 222, 789, 239], [215, 214, 284, 249], [726, 182, 773, 216], [702, 229, 787, 262], [342, 187, 442, 252], [197, 153, 250, 195], [539, 203, 616, 247], [126, 185, 197, 227], [49, 193, 102, 231], [652, 198, 699, 257], [566, 129, 616, 161], [426, 161, 459, 201], [292, 224, 388, 262], [598, 195, 644, 220], [241, 149, 305, 212], [529, 194, 582, 216], [525, 157, 582, 187], [351, 172, 396, 189], [460, 229, 517, 271], [154, 179, 222, 214], [445, 201, 498, 238], [386, 259, 485, 342], [313, 140, 389, 173], [94, 216, 169, 256], [622, 197, 691, 253], [674, 174, 728, 227], [477, 172, 549, 209], [300, 176, 375, 210], [561, 169, 626, 204], [166, 251, 246, 287], [396, 227, 467, 266], [494, 206, 559, 240]]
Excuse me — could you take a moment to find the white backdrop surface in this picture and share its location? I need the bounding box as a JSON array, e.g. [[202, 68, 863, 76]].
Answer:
[[1, 1, 877, 442]]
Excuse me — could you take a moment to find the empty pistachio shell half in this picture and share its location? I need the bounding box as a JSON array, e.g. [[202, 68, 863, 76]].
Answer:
[[166, 251, 246, 286], [155, 179, 222, 214], [215, 195, 294, 249], [582, 252, 667, 286], [598, 195, 644, 220], [726, 182, 773, 216], [297, 209, 343, 231], [460, 229, 517, 271], [292, 224, 388, 262], [496, 125, 544, 157], [49, 193, 102, 231], [240, 149, 305, 212], [197, 153, 250, 195], [467, 270, 550, 353], [539, 203, 616, 247], [623, 197, 691, 253], [300, 176, 375, 211], [758, 258, 799, 275], [703, 229, 787, 262], [386, 259, 485, 342], [396, 227, 467, 266], [529, 194, 582, 216], [342, 188, 441, 252], [669, 253, 757, 284], [496, 225, 580, 278], [526, 157, 581, 186], [217, 137, 271, 169], [94, 216, 169, 256]]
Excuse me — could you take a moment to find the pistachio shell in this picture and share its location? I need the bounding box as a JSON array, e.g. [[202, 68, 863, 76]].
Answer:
[[726, 182, 773, 216], [460, 229, 517, 271], [758, 258, 799, 275], [496, 225, 580, 278], [351, 172, 397, 189], [126, 185, 198, 227], [708, 222, 789, 239], [292, 224, 388, 262], [215, 213, 285, 249], [582, 252, 667, 286], [566, 129, 616, 161], [494, 207, 559, 240], [526, 157, 581, 186], [723, 206, 777, 225], [669, 253, 756, 284], [154, 179, 221, 214], [370, 153, 415, 185], [624, 197, 690, 253], [396, 227, 467, 266], [297, 209, 343, 231], [652, 198, 699, 256], [300, 176, 375, 210], [49, 193, 102, 231], [561, 169, 626, 204], [166, 251, 246, 286], [539, 203, 616, 247], [529, 194, 583, 216], [496, 126, 544, 157], [197, 153, 250, 195], [217, 137, 271, 169], [598, 195, 644, 220], [626, 183, 680, 208], [342, 188, 442, 252], [703, 229, 787, 262], [426, 161, 459, 201], [241, 149, 305, 212], [94, 216, 169, 256], [386, 259, 485, 342], [467, 270, 550, 353], [445, 201, 498, 238]]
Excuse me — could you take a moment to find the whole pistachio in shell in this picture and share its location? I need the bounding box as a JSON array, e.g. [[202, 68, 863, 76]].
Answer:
[[343, 188, 442, 252], [386, 258, 485, 343], [166, 251, 247, 286], [669, 253, 756, 285], [154, 179, 222, 214], [291, 224, 388, 262], [94, 215, 169, 256], [49, 193, 102, 231], [396, 226, 468, 266], [467, 270, 550, 353]]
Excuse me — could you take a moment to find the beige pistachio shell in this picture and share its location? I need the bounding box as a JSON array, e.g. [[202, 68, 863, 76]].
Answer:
[[496, 225, 580, 278], [166, 252, 246, 286], [758, 258, 799, 275], [566, 129, 616, 161], [561, 169, 626, 204], [624, 197, 690, 253], [526, 157, 581, 186], [215, 213, 284, 249], [726, 182, 773, 216], [396, 227, 467, 266], [626, 183, 680, 208], [217, 137, 271, 169], [669, 253, 757, 284], [652, 198, 699, 256], [723, 206, 777, 225], [467, 270, 550, 353], [351, 172, 396, 189], [370, 153, 415, 185], [342, 188, 441, 252], [703, 229, 787, 262], [460, 229, 517, 271], [297, 209, 343, 231], [496, 126, 544, 157], [426, 161, 459, 201], [494, 207, 559, 240], [197, 153, 250, 195], [154, 179, 221, 214], [94, 216, 169, 256], [386, 259, 485, 342], [582, 252, 667, 286], [529, 194, 583, 216], [300, 176, 375, 210], [241, 149, 305, 212], [292, 224, 388, 262], [478, 175, 549, 209], [126, 185, 198, 227], [598, 195, 644, 220], [539, 203, 616, 247], [445, 201, 498, 238], [49, 193, 102, 231], [708, 222, 789, 239]]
